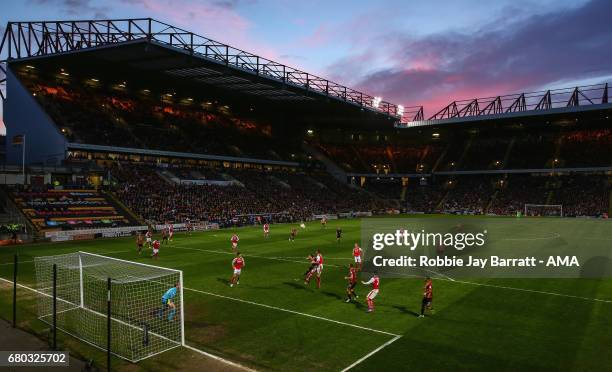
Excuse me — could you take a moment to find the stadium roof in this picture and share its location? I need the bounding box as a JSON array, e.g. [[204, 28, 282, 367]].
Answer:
[[399, 83, 611, 128], [0, 18, 416, 125]]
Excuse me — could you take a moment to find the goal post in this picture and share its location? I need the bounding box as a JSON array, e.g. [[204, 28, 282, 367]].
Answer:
[[524, 204, 563, 217], [34, 252, 184, 362]]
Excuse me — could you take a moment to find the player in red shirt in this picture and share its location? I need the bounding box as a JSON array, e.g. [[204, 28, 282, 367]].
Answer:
[[152, 240, 160, 259], [230, 252, 245, 287], [231, 234, 239, 252], [352, 242, 363, 271], [362, 275, 380, 313], [344, 263, 358, 302], [168, 224, 174, 242], [263, 223, 270, 239], [419, 277, 433, 318], [304, 249, 324, 288]]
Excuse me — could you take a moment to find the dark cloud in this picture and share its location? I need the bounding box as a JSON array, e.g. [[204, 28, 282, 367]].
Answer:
[[31, 0, 109, 18], [212, 0, 255, 10], [335, 0, 612, 115]]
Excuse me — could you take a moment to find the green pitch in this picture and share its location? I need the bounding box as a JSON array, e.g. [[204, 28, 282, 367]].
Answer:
[[1, 216, 612, 371]]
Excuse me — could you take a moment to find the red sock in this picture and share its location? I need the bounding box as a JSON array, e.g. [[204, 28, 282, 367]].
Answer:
[[316, 277, 321, 288]]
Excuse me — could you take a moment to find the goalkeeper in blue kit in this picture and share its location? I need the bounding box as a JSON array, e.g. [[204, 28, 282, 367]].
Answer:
[[159, 282, 180, 321]]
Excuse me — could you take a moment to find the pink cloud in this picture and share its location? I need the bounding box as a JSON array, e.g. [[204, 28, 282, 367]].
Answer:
[[124, 0, 283, 62], [329, 0, 612, 119]]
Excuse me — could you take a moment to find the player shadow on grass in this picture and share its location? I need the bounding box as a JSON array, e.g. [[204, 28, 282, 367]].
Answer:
[[216, 277, 271, 290], [391, 304, 420, 317], [282, 281, 314, 292], [320, 291, 343, 300]]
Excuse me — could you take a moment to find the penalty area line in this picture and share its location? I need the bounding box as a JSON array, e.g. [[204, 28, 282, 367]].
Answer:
[[447, 278, 612, 303], [340, 335, 402, 372]]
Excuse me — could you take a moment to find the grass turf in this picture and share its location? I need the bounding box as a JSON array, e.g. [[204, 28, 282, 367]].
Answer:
[[1, 216, 611, 371]]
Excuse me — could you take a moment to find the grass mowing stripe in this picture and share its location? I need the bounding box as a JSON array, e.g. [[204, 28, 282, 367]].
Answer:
[[185, 286, 399, 337], [340, 335, 402, 372], [448, 278, 612, 303], [0, 276, 255, 371], [172, 245, 344, 268]]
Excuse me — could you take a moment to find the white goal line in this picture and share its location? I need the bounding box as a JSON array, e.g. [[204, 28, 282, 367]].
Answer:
[[0, 277, 253, 371]]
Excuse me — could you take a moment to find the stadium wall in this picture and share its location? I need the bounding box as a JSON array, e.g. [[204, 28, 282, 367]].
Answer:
[[4, 67, 67, 166]]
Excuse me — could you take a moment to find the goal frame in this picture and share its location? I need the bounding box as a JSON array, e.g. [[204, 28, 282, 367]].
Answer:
[[35, 251, 185, 362], [524, 204, 563, 217], [79, 252, 186, 348]]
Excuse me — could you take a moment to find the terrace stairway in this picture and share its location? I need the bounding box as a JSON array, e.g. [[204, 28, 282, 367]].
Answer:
[[302, 143, 348, 183]]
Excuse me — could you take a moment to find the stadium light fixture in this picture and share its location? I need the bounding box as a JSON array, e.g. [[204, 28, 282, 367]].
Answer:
[[372, 96, 382, 109], [432, 133, 440, 138], [90, 78, 99, 82], [306, 129, 314, 136], [25, 65, 35, 69], [397, 105, 405, 116]]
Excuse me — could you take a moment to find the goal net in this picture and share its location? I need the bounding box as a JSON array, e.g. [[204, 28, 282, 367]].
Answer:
[[34, 252, 184, 362], [524, 204, 563, 217]]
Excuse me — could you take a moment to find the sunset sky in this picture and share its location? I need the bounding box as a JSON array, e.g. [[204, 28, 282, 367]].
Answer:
[[1, 0, 612, 131]]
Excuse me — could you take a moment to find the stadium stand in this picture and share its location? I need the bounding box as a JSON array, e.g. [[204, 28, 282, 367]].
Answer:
[[366, 173, 611, 217], [9, 187, 137, 231], [107, 162, 391, 226], [22, 74, 303, 162]]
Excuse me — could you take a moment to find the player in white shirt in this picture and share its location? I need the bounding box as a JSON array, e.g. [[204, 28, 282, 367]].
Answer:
[[352, 242, 363, 271], [231, 234, 239, 252], [362, 275, 380, 313], [304, 249, 324, 288]]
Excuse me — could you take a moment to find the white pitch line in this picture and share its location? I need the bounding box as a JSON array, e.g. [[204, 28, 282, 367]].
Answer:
[[173, 246, 344, 268], [183, 344, 256, 372], [0, 260, 34, 266], [169, 246, 612, 303], [185, 286, 399, 337], [0, 276, 254, 371], [447, 279, 612, 303], [280, 256, 353, 260], [340, 335, 402, 372], [0, 250, 129, 266], [500, 232, 561, 241]]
